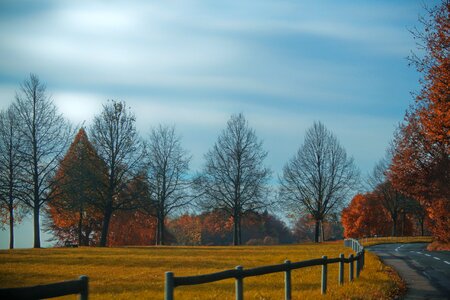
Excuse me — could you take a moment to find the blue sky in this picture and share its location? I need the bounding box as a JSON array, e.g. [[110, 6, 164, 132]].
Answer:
[[0, 0, 436, 248]]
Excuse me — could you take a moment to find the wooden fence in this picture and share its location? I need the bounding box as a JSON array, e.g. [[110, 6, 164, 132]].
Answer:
[[0, 275, 88, 300], [164, 239, 365, 300]]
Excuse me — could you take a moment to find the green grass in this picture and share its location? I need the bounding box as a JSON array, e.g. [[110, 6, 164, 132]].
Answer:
[[0, 242, 404, 299]]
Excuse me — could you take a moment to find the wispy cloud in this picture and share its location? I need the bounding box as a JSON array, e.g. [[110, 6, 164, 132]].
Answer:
[[0, 0, 427, 175]]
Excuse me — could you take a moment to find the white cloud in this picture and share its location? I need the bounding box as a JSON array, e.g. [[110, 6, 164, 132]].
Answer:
[[52, 91, 104, 126]]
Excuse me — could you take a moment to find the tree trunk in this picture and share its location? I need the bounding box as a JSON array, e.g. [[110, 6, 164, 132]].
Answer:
[[78, 208, 83, 246], [314, 219, 320, 243], [237, 215, 242, 245], [100, 206, 112, 247], [33, 205, 41, 248], [392, 219, 397, 237], [420, 220, 424, 236], [401, 212, 406, 236], [321, 220, 325, 242], [155, 220, 160, 245], [9, 205, 14, 249], [233, 211, 239, 246], [160, 215, 165, 245], [155, 211, 165, 246], [32, 98, 41, 249]]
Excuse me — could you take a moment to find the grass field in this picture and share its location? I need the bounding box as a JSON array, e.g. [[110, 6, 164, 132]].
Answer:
[[360, 236, 433, 248], [0, 242, 404, 299]]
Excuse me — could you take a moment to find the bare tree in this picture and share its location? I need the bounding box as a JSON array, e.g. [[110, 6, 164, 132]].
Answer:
[[13, 74, 72, 248], [368, 155, 409, 237], [196, 113, 271, 245], [0, 106, 25, 249], [143, 125, 192, 245], [279, 122, 359, 243], [90, 100, 146, 247]]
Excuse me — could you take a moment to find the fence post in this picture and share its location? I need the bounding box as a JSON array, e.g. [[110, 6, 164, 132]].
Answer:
[[235, 266, 243, 300], [321, 256, 327, 294], [165, 272, 174, 300], [362, 249, 365, 270], [79, 275, 88, 300], [355, 255, 360, 278], [349, 254, 354, 282], [284, 260, 291, 300], [338, 254, 344, 286]]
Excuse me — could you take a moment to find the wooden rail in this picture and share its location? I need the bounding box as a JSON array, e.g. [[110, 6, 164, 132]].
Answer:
[[165, 239, 364, 300], [0, 275, 88, 300]]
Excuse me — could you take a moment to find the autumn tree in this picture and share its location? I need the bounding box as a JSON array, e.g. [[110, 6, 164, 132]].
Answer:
[[0, 106, 25, 249], [341, 193, 392, 238], [90, 100, 146, 247], [369, 149, 418, 237], [409, 0, 449, 147], [168, 214, 202, 246], [195, 113, 271, 245], [408, 198, 428, 236], [145, 125, 192, 245], [47, 128, 106, 246], [199, 209, 233, 245], [108, 210, 157, 246], [390, 1, 449, 243], [390, 114, 449, 241], [13, 74, 72, 248], [279, 122, 359, 243]]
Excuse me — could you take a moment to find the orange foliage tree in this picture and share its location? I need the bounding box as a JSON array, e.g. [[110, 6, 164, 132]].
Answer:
[[390, 1, 450, 243], [47, 128, 106, 246], [168, 214, 202, 246], [107, 210, 157, 246], [342, 193, 392, 238]]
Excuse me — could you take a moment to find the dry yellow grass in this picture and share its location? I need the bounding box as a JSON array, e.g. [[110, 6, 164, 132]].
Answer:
[[0, 242, 403, 299], [360, 236, 432, 248]]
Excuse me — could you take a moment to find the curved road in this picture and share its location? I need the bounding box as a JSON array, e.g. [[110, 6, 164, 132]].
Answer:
[[369, 243, 450, 299]]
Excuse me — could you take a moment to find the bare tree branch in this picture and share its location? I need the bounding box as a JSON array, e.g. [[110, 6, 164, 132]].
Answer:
[[279, 122, 359, 242]]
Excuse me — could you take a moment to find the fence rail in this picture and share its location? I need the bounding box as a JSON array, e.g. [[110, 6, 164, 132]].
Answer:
[[165, 239, 365, 300], [0, 275, 88, 300]]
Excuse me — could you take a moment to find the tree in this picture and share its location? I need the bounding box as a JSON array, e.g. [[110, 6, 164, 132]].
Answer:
[[0, 106, 25, 249], [369, 148, 418, 237], [145, 125, 192, 245], [409, 1, 449, 148], [388, 1, 449, 244], [279, 122, 359, 243], [408, 198, 428, 236], [196, 113, 271, 245], [257, 211, 294, 244], [108, 210, 157, 246], [168, 214, 202, 246], [90, 100, 146, 247], [47, 128, 106, 246], [390, 112, 449, 241], [199, 209, 233, 245], [13, 74, 72, 248], [341, 193, 391, 238], [292, 214, 316, 242]]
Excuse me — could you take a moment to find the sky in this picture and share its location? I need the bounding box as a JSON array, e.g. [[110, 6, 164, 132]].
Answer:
[[0, 0, 436, 248]]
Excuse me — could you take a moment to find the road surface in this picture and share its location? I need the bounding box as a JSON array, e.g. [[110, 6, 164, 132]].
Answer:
[[369, 243, 450, 299]]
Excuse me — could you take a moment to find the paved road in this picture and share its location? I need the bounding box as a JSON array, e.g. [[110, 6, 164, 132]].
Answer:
[[369, 243, 450, 299]]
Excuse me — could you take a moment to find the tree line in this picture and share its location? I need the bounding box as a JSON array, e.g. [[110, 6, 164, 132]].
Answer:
[[342, 1, 449, 248], [1, 1, 447, 249], [0, 75, 358, 248]]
